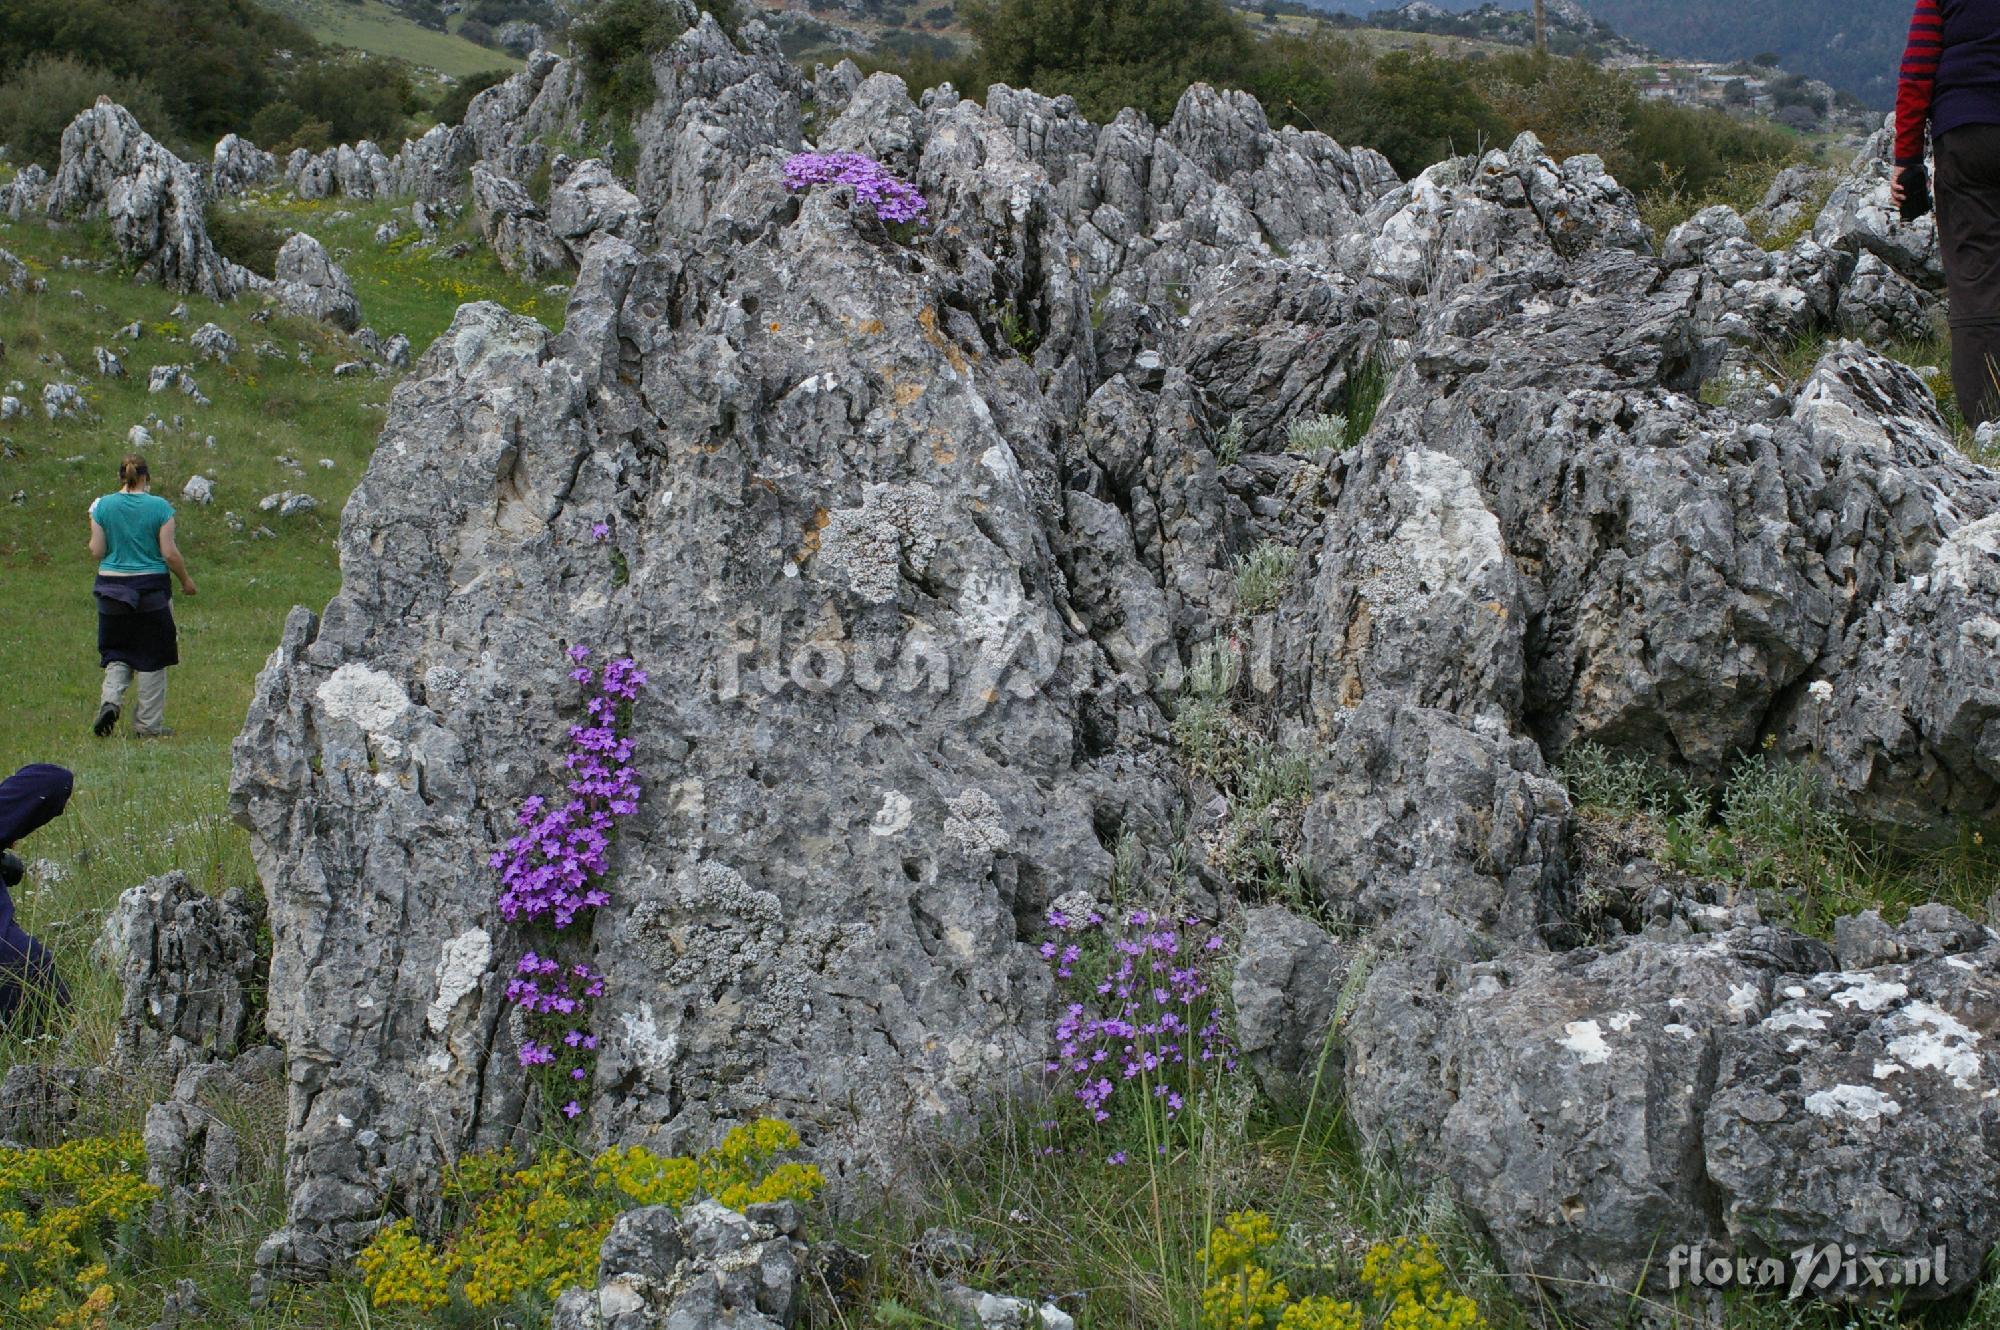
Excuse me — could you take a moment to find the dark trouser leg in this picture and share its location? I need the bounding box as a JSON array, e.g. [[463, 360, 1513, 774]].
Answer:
[[0, 927, 67, 1033], [1933, 124, 2000, 427], [1950, 317, 2000, 426]]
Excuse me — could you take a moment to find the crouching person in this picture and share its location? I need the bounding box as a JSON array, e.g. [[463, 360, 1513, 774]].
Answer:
[[0, 764, 74, 1029]]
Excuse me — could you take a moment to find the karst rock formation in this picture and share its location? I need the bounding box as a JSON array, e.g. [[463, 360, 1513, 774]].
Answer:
[[167, 17, 2000, 1314]]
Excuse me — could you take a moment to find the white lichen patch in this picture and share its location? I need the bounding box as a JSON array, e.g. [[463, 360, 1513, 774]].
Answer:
[[1830, 976, 1909, 1012], [1804, 1083, 1902, 1122], [426, 928, 492, 1034], [869, 790, 914, 837], [944, 788, 1011, 853], [1561, 1020, 1611, 1064], [1873, 1060, 1907, 1079], [617, 1002, 681, 1081], [816, 482, 949, 604], [317, 663, 412, 734], [1931, 512, 2000, 594], [1606, 1011, 1640, 1033], [1885, 1001, 1983, 1091], [1764, 1006, 1830, 1032], [1727, 983, 1762, 1020], [1663, 1023, 1699, 1040]]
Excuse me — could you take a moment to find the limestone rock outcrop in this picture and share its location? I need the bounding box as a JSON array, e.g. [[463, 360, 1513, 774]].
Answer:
[[266, 233, 363, 332], [47, 99, 242, 299], [470, 163, 571, 278], [222, 13, 2000, 1314], [104, 870, 264, 1079]]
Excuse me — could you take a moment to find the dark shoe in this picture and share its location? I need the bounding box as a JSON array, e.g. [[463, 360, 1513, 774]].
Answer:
[[92, 703, 120, 737]]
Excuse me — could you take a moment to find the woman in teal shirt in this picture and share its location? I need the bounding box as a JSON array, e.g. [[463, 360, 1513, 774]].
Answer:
[[87, 454, 197, 737]]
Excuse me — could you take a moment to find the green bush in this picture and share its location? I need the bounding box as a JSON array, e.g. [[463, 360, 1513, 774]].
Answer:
[[960, 0, 1256, 124], [575, 0, 735, 124], [0, 0, 313, 144], [0, 55, 172, 167], [433, 67, 513, 128], [206, 204, 289, 278], [288, 55, 420, 146]]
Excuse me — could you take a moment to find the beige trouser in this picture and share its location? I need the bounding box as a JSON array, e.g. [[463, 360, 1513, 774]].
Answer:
[[101, 663, 168, 734]]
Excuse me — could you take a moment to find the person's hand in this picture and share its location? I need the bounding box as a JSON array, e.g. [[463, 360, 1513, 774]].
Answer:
[[180, 578, 198, 596], [1895, 162, 1933, 222]]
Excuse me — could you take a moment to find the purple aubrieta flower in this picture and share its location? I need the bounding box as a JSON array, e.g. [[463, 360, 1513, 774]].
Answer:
[[783, 151, 929, 227], [496, 651, 648, 1121], [590, 522, 611, 542]]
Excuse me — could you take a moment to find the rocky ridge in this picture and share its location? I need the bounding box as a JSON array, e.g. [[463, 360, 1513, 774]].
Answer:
[[12, 13, 1988, 1320]]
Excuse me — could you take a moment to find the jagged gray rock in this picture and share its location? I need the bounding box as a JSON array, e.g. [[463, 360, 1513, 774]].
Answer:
[[1706, 941, 2000, 1298], [104, 870, 263, 1078], [47, 99, 241, 299], [0, 163, 48, 220], [212, 134, 278, 196], [192, 323, 238, 363], [0, 1064, 113, 1146], [470, 163, 571, 278], [1815, 118, 1943, 290], [268, 233, 362, 332], [465, 49, 588, 184], [143, 1046, 284, 1231], [547, 1197, 803, 1330], [41, 381, 86, 419], [1348, 928, 1834, 1311], [218, 15, 2000, 1311], [549, 158, 650, 255], [1230, 905, 1352, 1105]]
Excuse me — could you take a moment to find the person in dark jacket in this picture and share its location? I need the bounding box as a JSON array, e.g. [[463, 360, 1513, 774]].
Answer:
[[88, 453, 197, 738], [1893, 0, 2000, 425], [0, 764, 73, 1029]]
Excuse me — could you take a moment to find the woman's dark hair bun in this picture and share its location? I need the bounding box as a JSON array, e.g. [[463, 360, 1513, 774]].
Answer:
[[118, 453, 149, 487]]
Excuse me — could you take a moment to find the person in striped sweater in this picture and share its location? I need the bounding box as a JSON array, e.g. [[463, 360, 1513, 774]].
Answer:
[[1893, 0, 2000, 424]]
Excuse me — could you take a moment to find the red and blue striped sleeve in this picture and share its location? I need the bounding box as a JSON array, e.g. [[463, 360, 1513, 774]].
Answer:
[[1896, 0, 1944, 164]]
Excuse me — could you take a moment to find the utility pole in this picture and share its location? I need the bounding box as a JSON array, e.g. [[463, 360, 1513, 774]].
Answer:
[[1534, 0, 1546, 52]]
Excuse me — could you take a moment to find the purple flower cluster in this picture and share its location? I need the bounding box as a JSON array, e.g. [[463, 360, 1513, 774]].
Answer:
[[492, 648, 646, 1124], [1040, 908, 1235, 1158], [491, 649, 648, 927], [783, 151, 929, 226]]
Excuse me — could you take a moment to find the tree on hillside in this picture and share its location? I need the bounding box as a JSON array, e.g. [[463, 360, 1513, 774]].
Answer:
[[573, 0, 743, 122], [0, 0, 316, 143], [961, 0, 1256, 123], [0, 56, 170, 166]]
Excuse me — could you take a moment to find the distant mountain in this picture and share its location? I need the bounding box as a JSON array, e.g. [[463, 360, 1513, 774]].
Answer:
[[1312, 0, 1907, 108]]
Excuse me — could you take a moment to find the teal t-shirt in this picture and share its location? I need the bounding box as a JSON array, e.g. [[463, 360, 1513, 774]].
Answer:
[[91, 492, 174, 575]]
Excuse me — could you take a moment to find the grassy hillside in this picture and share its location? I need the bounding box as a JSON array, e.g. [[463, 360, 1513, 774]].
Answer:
[[0, 191, 554, 1042], [251, 0, 522, 77], [0, 188, 559, 1325]]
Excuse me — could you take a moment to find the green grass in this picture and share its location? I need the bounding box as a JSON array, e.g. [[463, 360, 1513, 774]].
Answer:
[[1560, 743, 2000, 938], [221, 192, 563, 347], [250, 0, 524, 79], [0, 197, 560, 1327]]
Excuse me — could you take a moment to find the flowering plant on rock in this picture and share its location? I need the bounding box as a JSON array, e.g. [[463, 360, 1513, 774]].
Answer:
[[784, 150, 929, 228], [1039, 905, 1237, 1163], [489, 647, 647, 1124]]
